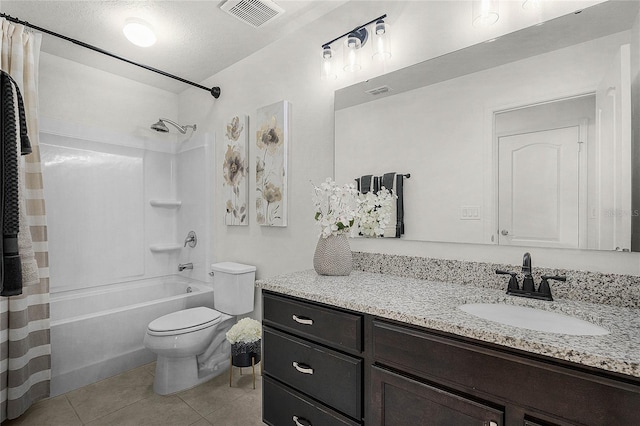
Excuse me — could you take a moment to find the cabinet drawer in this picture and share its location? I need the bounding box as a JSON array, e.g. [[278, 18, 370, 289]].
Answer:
[[371, 365, 504, 425], [373, 319, 640, 426], [264, 326, 363, 419], [263, 292, 363, 353], [263, 376, 361, 426]]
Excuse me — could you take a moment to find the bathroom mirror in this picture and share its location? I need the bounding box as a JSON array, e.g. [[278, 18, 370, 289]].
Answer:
[[335, 1, 639, 252]]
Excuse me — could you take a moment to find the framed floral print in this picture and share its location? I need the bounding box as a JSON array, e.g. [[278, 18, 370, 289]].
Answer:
[[256, 100, 290, 227], [223, 115, 248, 225]]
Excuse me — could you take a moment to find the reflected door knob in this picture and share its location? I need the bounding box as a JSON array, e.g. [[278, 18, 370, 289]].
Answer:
[[501, 229, 509, 236]]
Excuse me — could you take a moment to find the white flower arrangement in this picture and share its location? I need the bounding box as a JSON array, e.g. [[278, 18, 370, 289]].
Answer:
[[312, 178, 397, 238], [312, 178, 359, 238], [225, 317, 261, 345], [357, 187, 395, 237]]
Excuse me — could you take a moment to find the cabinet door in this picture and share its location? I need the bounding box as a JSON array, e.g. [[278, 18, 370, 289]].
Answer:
[[371, 366, 504, 426]]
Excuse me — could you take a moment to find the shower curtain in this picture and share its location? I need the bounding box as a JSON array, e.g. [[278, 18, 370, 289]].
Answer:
[[0, 19, 51, 422]]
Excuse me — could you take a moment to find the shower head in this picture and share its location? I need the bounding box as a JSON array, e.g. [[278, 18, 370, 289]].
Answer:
[[150, 118, 197, 134]]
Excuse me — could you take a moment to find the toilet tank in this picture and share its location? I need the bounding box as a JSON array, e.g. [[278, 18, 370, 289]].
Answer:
[[210, 262, 256, 315]]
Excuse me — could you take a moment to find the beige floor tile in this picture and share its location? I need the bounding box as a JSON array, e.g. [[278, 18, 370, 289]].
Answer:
[[205, 391, 263, 426], [177, 370, 254, 417], [189, 419, 214, 426], [66, 364, 155, 423], [2, 395, 82, 426], [141, 361, 157, 377], [85, 394, 203, 426]]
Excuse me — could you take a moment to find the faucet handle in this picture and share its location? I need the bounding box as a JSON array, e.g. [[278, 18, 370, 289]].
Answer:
[[541, 275, 566, 282], [496, 270, 519, 291], [538, 275, 564, 301]]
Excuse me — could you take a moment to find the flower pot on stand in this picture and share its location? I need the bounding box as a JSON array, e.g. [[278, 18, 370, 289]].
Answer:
[[313, 234, 352, 276], [229, 339, 261, 389]]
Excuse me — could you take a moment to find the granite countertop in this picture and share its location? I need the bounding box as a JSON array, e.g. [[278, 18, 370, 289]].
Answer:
[[257, 270, 640, 379]]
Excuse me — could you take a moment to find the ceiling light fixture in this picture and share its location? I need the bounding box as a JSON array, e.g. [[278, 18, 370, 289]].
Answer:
[[320, 14, 389, 80], [472, 0, 500, 27], [123, 18, 157, 47]]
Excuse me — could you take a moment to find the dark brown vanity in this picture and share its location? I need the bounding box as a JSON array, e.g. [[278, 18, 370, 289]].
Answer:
[[259, 271, 640, 426]]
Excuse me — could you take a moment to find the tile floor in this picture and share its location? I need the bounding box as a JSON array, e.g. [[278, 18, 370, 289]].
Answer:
[[4, 362, 264, 426]]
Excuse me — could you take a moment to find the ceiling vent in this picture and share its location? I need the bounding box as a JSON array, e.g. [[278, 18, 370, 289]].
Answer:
[[220, 0, 285, 28], [365, 85, 391, 96]]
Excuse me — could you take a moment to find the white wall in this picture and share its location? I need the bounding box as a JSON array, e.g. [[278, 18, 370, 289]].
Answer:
[[178, 1, 640, 279]]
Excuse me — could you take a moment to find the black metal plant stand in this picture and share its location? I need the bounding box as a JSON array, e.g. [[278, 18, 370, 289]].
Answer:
[[229, 340, 262, 389]]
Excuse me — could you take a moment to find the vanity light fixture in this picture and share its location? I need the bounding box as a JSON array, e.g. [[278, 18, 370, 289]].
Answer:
[[472, 0, 500, 27], [320, 14, 389, 79], [321, 45, 337, 80], [372, 19, 391, 60], [123, 18, 156, 47]]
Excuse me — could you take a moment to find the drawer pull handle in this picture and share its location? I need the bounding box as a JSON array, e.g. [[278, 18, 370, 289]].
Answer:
[[292, 315, 313, 325], [292, 361, 314, 375], [488, 422, 498, 426], [293, 415, 311, 426]]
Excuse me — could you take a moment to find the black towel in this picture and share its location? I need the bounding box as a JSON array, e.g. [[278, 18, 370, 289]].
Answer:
[[358, 175, 373, 194], [0, 70, 31, 297]]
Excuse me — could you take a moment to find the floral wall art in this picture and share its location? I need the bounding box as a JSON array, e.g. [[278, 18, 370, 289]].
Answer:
[[223, 115, 249, 225], [256, 101, 290, 226]]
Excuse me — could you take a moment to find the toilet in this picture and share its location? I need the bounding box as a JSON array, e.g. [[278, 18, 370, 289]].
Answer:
[[143, 262, 256, 395]]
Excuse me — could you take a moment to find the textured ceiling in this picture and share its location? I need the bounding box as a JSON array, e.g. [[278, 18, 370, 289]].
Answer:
[[1, 0, 345, 94]]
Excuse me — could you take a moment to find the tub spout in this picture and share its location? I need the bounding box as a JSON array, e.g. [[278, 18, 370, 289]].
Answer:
[[178, 263, 193, 271]]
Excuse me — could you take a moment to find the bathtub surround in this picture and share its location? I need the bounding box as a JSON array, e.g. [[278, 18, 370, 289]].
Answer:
[[352, 251, 640, 309], [0, 18, 52, 423]]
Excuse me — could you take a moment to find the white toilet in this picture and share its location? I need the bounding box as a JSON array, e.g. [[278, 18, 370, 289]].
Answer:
[[143, 262, 256, 395]]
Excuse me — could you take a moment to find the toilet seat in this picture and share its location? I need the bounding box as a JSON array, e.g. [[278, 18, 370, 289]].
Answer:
[[147, 307, 222, 336]]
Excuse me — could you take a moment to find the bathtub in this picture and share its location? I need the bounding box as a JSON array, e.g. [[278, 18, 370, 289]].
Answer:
[[50, 275, 213, 397]]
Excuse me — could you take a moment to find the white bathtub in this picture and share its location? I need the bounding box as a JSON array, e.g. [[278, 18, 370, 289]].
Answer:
[[50, 275, 213, 396]]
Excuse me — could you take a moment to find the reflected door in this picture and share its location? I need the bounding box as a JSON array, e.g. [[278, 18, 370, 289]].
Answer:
[[498, 126, 582, 248]]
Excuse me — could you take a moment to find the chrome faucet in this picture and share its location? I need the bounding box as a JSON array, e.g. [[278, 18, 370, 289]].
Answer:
[[184, 231, 197, 248], [178, 262, 193, 271]]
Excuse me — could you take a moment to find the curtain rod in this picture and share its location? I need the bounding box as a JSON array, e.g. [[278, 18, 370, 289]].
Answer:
[[0, 13, 221, 98]]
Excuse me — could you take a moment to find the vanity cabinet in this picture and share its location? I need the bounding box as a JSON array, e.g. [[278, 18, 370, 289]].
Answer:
[[262, 290, 640, 426], [262, 292, 365, 425], [372, 319, 640, 426]]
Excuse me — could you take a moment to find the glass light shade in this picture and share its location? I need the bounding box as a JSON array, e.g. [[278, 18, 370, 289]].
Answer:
[[472, 0, 499, 27], [321, 46, 337, 80], [372, 20, 391, 60], [123, 19, 156, 47], [343, 34, 362, 72]]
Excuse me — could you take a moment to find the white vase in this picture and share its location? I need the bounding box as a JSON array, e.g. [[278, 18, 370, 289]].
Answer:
[[313, 234, 352, 276]]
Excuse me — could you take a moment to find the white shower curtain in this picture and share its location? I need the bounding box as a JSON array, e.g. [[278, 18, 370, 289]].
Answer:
[[0, 18, 51, 422]]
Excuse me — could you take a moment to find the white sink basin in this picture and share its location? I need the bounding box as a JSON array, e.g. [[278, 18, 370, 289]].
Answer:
[[458, 303, 609, 336]]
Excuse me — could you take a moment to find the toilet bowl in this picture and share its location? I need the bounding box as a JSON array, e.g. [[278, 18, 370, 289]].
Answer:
[[144, 262, 256, 395]]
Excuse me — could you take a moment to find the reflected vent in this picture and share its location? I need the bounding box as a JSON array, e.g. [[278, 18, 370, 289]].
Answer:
[[365, 85, 391, 96], [220, 0, 285, 27]]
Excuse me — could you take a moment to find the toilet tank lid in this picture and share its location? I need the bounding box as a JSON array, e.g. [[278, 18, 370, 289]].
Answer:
[[211, 262, 256, 274]]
